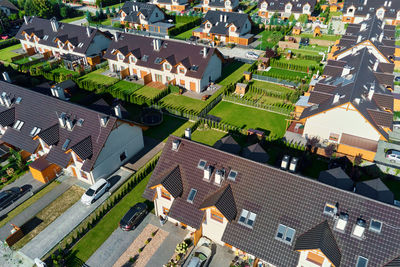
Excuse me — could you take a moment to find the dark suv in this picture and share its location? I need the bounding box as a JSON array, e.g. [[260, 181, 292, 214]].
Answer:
[[0, 187, 26, 210], [119, 203, 148, 231]]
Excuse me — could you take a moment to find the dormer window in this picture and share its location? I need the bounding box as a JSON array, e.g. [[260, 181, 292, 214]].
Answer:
[[13, 120, 24, 131], [118, 53, 124, 61], [130, 55, 136, 63], [179, 67, 185, 74], [164, 63, 171, 71]]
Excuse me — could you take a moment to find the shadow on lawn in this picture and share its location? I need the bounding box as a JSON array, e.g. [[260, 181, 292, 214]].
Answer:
[[20, 216, 43, 235]]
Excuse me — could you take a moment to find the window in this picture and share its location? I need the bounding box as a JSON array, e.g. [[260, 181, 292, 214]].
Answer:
[[161, 188, 171, 200], [120, 151, 127, 162], [13, 120, 24, 130], [62, 139, 70, 151], [275, 224, 296, 244], [80, 171, 88, 179], [211, 208, 224, 223], [130, 56, 136, 63], [307, 252, 325, 266], [164, 63, 171, 70], [356, 256, 368, 267], [179, 67, 185, 74], [228, 170, 237, 181], [29, 127, 41, 137], [198, 160, 207, 169], [162, 207, 170, 215], [118, 53, 124, 61], [369, 219, 382, 233], [323, 203, 337, 216], [187, 188, 197, 203], [238, 209, 257, 228], [329, 133, 339, 142]]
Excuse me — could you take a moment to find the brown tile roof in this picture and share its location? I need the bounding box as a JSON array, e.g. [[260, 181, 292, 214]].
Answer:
[[200, 184, 237, 222], [144, 136, 400, 266], [372, 93, 394, 111], [339, 133, 378, 151], [308, 91, 332, 105], [367, 109, 393, 128]]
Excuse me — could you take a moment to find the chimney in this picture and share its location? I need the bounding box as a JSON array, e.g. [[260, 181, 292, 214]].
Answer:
[[24, 16, 28, 25], [86, 26, 91, 37], [332, 93, 340, 104], [363, 0, 367, 5], [184, 128, 191, 139], [342, 66, 351, 76], [0, 93, 4, 106], [59, 112, 66, 128], [214, 169, 224, 185], [379, 33, 383, 42], [220, 14, 223, 22], [100, 116, 108, 127], [50, 18, 59, 32], [66, 117, 74, 131], [204, 166, 211, 180], [360, 23, 366, 31], [202, 47, 207, 58], [368, 83, 375, 100], [153, 39, 161, 51], [373, 60, 379, 72], [114, 105, 122, 118], [114, 32, 118, 42], [224, 15, 227, 22], [2, 72, 11, 83], [357, 35, 362, 43]]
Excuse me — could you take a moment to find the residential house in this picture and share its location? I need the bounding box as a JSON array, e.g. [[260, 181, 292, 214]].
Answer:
[[152, 0, 189, 12], [295, 17, 395, 161], [0, 0, 18, 16], [104, 33, 222, 93], [198, 0, 239, 12], [321, 0, 344, 12], [119, 1, 165, 30], [16, 16, 111, 68], [258, 0, 316, 20], [342, 0, 400, 24], [143, 136, 400, 266], [193, 10, 254, 45], [0, 81, 144, 185]]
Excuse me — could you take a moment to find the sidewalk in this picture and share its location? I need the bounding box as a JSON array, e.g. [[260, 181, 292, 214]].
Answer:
[[0, 176, 75, 241]]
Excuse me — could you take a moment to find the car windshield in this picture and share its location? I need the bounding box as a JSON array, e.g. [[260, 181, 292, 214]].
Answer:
[[121, 208, 136, 225], [86, 188, 95, 196], [0, 192, 9, 201]]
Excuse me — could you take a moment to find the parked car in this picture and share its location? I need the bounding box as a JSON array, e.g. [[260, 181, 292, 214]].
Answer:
[[119, 202, 148, 231], [189, 36, 199, 42], [289, 157, 299, 172], [246, 51, 259, 59], [386, 149, 400, 163], [0, 187, 27, 211], [281, 155, 290, 170], [184, 237, 212, 267], [81, 179, 110, 205], [395, 76, 400, 82], [300, 37, 310, 46]]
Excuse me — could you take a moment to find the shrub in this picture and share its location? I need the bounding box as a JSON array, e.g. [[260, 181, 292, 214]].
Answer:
[[175, 241, 188, 254]]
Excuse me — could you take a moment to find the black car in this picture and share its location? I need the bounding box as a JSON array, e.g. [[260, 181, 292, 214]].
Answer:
[[119, 202, 148, 231], [0, 187, 26, 210], [300, 37, 310, 46]]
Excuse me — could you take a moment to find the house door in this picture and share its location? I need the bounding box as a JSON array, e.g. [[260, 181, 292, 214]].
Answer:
[[140, 70, 148, 79], [190, 82, 196, 91]]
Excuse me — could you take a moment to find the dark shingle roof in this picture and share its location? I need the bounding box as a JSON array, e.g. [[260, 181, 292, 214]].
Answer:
[[0, 81, 118, 171], [318, 167, 354, 191], [213, 135, 241, 155], [104, 33, 219, 80], [71, 136, 93, 160], [294, 220, 342, 267], [259, 0, 317, 12], [148, 165, 183, 198], [241, 143, 269, 163], [120, 2, 161, 23], [144, 136, 400, 266], [385, 256, 400, 266], [0, 0, 18, 11], [201, 11, 251, 36], [0, 107, 14, 127], [355, 178, 394, 204], [200, 184, 237, 221], [344, 0, 400, 19]]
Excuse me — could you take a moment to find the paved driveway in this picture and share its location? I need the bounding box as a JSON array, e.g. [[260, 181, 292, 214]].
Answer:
[[217, 46, 263, 62], [209, 243, 236, 267], [0, 172, 44, 218], [87, 214, 188, 267], [19, 168, 133, 261]]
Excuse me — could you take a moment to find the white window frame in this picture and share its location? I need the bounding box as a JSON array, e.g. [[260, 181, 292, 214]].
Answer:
[[275, 224, 296, 244]]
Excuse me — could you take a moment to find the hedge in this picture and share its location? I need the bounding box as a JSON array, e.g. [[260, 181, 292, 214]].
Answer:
[[0, 38, 19, 50], [169, 17, 202, 37]]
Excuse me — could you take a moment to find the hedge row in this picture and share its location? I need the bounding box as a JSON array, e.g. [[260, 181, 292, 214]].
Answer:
[[169, 17, 202, 36], [223, 94, 293, 115], [0, 38, 19, 50], [255, 70, 309, 83], [270, 58, 323, 74]]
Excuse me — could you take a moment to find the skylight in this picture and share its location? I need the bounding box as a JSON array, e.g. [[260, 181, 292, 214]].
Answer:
[[323, 203, 337, 216], [154, 57, 163, 64], [352, 218, 366, 239], [197, 160, 207, 170], [275, 224, 295, 244], [238, 209, 256, 228], [15, 97, 22, 104], [78, 42, 84, 48], [77, 118, 84, 127], [13, 120, 24, 131], [356, 256, 368, 267], [142, 55, 149, 62], [43, 35, 49, 40], [187, 188, 197, 203], [62, 139, 71, 151], [369, 219, 382, 233], [228, 170, 237, 181], [191, 65, 199, 72], [29, 127, 41, 137]]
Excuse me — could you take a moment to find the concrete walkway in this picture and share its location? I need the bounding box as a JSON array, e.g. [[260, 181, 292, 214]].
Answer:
[[0, 177, 75, 241], [19, 168, 133, 261], [86, 214, 188, 267]]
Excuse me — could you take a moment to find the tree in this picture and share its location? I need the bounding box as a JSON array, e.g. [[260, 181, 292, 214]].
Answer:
[[298, 14, 308, 24], [105, 7, 110, 17], [111, 6, 116, 14], [85, 10, 91, 21], [324, 144, 335, 158], [306, 136, 319, 153], [60, 6, 68, 18]]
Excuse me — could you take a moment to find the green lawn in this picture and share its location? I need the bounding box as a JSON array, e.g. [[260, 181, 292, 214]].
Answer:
[[264, 67, 310, 80], [66, 173, 152, 264], [208, 101, 288, 138], [192, 128, 227, 146], [256, 31, 283, 50], [51, 67, 80, 76], [61, 15, 86, 23], [109, 80, 143, 94], [396, 40, 400, 46], [244, 92, 286, 105], [133, 85, 167, 100], [218, 62, 251, 86], [0, 182, 60, 229], [13, 57, 33, 65], [173, 26, 200, 40], [300, 33, 340, 41], [0, 44, 21, 62], [249, 80, 293, 94], [159, 93, 205, 114], [144, 114, 188, 141], [298, 45, 329, 53], [78, 68, 119, 86]]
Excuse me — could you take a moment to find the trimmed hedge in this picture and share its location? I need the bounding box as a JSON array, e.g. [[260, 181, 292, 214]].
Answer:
[[169, 16, 202, 37]]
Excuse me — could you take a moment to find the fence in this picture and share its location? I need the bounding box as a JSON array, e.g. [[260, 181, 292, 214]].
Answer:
[[222, 94, 293, 115], [253, 74, 301, 88]]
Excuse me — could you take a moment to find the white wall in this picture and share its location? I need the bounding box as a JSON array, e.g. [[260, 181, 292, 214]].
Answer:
[[201, 208, 228, 245], [303, 104, 381, 142], [200, 54, 222, 90], [90, 122, 144, 182], [297, 251, 332, 267], [154, 186, 174, 216]]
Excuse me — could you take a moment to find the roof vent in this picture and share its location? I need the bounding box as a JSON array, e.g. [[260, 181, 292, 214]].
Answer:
[[114, 105, 122, 118], [354, 98, 361, 105], [172, 139, 181, 151], [58, 112, 66, 128], [351, 218, 367, 240], [204, 165, 212, 180], [100, 116, 108, 127], [357, 35, 362, 43], [360, 23, 367, 31], [341, 66, 351, 77], [214, 169, 225, 185]]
